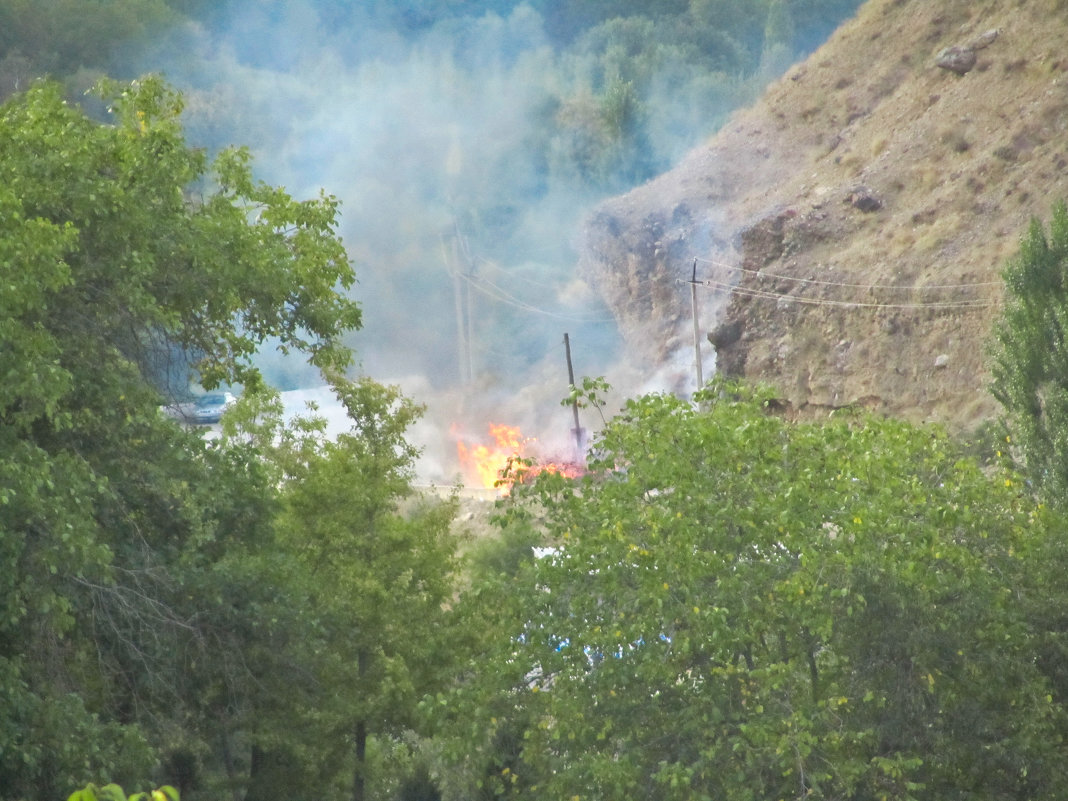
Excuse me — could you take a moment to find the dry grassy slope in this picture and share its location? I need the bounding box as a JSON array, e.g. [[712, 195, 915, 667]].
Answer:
[[580, 0, 1068, 429]]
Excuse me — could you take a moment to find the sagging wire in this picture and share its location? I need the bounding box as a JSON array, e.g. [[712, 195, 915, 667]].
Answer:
[[692, 255, 1000, 310]]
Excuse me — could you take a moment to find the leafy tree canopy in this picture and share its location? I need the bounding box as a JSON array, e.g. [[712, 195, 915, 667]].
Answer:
[[441, 382, 1067, 800], [214, 378, 461, 801], [0, 0, 178, 96], [0, 75, 359, 798], [991, 199, 1068, 505]]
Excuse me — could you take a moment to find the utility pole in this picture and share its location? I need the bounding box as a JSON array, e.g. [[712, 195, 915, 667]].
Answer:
[[445, 221, 475, 387], [563, 333, 585, 459], [689, 258, 704, 393], [449, 236, 469, 386], [464, 260, 475, 385], [457, 224, 476, 385]]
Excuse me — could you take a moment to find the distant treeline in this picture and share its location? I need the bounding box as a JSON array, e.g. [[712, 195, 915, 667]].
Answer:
[[308, 0, 864, 53], [0, 1, 864, 132]]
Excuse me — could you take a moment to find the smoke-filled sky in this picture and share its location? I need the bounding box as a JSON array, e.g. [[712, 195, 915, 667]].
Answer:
[[136, 0, 859, 482], [153, 3, 634, 391]]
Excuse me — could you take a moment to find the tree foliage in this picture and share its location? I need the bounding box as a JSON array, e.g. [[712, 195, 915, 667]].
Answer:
[[5, 6, 1066, 801], [0, 0, 179, 99], [68, 783, 179, 801], [0, 76, 359, 799], [441, 382, 1067, 800], [991, 200, 1068, 505], [220, 379, 461, 801]]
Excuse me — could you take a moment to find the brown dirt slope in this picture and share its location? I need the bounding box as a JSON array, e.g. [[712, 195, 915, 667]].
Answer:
[[580, 0, 1068, 429]]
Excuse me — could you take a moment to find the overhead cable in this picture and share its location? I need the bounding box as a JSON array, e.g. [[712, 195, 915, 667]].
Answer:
[[455, 269, 617, 323], [693, 255, 1003, 291], [698, 276, 997, 310]]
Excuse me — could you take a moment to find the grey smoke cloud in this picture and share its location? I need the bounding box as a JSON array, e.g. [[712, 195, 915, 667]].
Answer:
[[138, 3, 649, 483], [140, 0, 835, 482], [158, 2, 624, 397]]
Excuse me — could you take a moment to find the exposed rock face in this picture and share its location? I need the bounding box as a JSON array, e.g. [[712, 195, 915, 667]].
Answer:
[[579, 0, 1068, 429], [846, 186, 882, 212], [936, 28, 1000, 75], [581, 204, 701, 367], [936, 46, 978, 76]]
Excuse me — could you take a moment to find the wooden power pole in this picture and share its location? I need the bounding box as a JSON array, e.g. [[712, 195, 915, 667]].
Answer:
[[445, 222, 475, 387], [450, 239, 469, 386], [689, 258, 704, 393], [563, 333, 585, 458]]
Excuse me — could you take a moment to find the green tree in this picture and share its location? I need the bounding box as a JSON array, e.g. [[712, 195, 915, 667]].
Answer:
[[68, 783, 179, 801], [763, 0, 795, 46], [441, 382, 1065, 800], [220, 379, 460, 801], [991, 200, 1068, 505], [0, 0, 179, 99], [0, 76, 359, 798]]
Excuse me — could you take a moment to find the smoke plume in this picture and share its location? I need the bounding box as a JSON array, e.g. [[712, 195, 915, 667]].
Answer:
[[136, 1, 855, 483]]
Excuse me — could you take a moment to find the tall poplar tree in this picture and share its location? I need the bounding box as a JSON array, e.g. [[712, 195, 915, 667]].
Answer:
[[991, 200, 1068, 504]]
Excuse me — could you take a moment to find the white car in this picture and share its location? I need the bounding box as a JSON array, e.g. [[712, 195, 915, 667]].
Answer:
[[189, 392, 236, 424]]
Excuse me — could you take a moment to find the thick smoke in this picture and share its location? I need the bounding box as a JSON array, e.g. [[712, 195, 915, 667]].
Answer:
[[140, 1, 823, 483], [158, 4, 615, 384]]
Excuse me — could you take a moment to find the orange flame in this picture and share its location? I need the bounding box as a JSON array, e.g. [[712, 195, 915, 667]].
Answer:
[[454, 422, 586, 493], [455, 423, 529, 491]]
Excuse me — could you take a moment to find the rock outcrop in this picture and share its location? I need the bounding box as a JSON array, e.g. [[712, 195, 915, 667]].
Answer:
[[579, 0, 1068, 429]]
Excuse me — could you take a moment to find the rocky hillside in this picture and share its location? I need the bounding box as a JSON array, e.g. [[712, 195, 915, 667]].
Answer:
[[580, 0, 1068, 429]]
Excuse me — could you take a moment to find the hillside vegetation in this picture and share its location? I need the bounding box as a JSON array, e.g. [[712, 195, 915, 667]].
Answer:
[[10, 3, 1068, 801], [582, 0, 1068, 428]]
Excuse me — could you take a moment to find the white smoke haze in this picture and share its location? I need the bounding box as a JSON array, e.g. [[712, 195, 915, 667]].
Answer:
[[146, 1, 744, 485]]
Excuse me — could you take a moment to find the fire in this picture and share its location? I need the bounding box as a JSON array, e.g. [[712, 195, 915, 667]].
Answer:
[[454, 422, 585, 493], [454, 423, 529, 491]]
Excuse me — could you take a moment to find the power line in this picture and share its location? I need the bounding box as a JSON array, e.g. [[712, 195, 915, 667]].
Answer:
[[457, 269, 618, 323], [699, 276, 997, 310], [475, 255, 566, 291], [693, 254, 1003, 292]]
